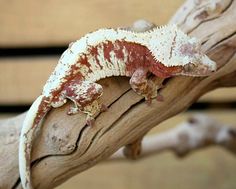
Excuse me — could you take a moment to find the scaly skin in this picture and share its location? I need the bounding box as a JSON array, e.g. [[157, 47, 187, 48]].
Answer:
[[19, 24, 216, 189]]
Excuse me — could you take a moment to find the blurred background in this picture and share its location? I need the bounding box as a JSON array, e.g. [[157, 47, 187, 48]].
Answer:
[[0, 0, 236, 188]]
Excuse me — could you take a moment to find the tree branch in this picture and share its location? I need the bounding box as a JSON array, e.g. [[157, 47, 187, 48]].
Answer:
[[0, 0, 236, 188], [110, 114, 236, 160]]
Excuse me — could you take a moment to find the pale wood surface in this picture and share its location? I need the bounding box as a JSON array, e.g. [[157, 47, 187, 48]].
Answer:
[[0, 0, 184, 47], [0, 57, 235, 104]]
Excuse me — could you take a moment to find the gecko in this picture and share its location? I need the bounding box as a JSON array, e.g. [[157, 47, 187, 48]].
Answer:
[[19, 24, 216, 189]]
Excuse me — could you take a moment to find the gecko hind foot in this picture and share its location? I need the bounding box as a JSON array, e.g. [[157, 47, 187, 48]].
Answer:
[[63, 80, 103, 120]]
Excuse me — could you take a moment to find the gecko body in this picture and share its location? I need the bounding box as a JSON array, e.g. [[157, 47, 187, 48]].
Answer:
[[19, 24, 216, 189]]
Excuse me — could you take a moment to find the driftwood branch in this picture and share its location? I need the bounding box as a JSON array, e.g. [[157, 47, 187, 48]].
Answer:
[[110, 114, 236, 160], [0, 0, 236, 188]]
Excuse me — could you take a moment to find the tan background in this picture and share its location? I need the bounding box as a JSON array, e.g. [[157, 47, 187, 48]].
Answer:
[[0, 0, 236, 188]]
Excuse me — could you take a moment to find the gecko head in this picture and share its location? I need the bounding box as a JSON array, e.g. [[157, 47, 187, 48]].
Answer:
[[176, 38, 217, 77], [149, 25, 217, 77]]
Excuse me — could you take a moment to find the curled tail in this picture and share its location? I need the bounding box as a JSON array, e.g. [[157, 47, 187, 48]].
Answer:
[[19, 95, 51, 189]]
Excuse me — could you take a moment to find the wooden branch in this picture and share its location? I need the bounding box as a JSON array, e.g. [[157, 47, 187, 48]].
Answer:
[[110, 114, 236, 160], [0, 0, 236, 188]]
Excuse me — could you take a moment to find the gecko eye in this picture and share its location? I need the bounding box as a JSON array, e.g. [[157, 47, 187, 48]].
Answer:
[[184, 63, 196, 72]]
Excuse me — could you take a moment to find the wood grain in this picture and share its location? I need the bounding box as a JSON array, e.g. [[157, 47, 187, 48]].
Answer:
[[0, 0, 184, 47]]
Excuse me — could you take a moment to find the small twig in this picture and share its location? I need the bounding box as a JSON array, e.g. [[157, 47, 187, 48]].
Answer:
[[111, 114, 236, 160]]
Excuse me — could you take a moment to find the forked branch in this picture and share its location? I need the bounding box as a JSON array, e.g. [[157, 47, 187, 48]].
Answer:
[[111, 114, 236, 160]]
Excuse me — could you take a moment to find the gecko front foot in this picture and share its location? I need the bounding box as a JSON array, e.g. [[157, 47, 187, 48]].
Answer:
[[130, 68, 164, 103]]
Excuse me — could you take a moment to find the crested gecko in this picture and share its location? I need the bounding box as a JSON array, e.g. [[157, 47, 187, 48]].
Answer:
[[19, 24, 216, 189]]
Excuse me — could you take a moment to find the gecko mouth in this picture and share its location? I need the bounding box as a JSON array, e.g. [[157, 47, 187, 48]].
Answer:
[[181, 63, 216, 77]]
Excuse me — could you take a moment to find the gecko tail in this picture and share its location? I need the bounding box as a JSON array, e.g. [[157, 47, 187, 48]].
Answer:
[[19, 95, 51, 189]]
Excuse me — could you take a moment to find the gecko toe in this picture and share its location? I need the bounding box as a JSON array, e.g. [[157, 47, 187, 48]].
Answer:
[[101, 104, 108, 112], [156, 94, 164, 102], [145, 97, 152, 105], [86, 118, 95, 126], [67, 105, 80, 115]]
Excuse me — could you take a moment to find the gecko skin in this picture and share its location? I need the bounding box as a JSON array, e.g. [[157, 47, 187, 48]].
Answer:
[[19, 24, 216, 189]]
